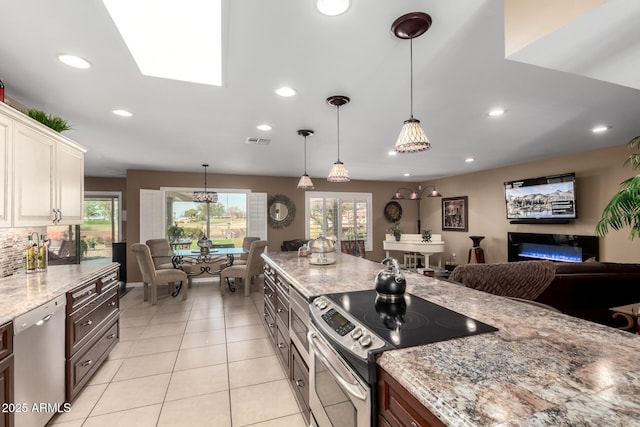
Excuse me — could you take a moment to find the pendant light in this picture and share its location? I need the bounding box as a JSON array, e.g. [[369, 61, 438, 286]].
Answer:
[[193, 163, 217, 242], [297, 129, 315, 189], [392, 12, 432, 153], [327, 95, 350, 182]]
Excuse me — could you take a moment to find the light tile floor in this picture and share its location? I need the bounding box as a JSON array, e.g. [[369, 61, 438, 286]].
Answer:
[[48, 277, 306, 427]]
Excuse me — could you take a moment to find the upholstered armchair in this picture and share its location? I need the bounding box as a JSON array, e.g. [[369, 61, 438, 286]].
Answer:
[[145, 238, 174, 270], [131, 243, 188, 305], [220, 240, 268, 296]]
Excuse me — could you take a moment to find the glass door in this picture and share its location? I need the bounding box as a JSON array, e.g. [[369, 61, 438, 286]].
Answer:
[[80, 193, 121, 262]]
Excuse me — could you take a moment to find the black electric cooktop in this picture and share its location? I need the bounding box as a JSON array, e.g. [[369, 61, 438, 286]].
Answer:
[[324, 290, 497, 349]]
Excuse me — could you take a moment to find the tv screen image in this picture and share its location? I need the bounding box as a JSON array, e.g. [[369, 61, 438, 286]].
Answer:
[[504, 173, 576, 220]]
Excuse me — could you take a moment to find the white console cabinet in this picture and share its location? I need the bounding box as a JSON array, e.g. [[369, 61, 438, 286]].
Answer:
[[0, 102, 85, 227]]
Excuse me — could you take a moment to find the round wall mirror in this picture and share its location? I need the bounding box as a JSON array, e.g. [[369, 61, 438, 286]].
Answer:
[[268, 194, 296, 228]]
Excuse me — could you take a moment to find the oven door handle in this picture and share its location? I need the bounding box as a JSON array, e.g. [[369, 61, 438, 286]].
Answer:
[[308, 331, 367, 401]]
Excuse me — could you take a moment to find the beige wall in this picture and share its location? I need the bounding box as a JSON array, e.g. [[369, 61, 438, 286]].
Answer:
[[504, 0, 606, 56], [124, 170, 419, 282], [86, 143, 639, 283], [422, 143, 639, 266]]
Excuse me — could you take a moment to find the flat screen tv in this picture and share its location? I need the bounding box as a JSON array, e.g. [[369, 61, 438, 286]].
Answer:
[[504, 172, 576, 223]]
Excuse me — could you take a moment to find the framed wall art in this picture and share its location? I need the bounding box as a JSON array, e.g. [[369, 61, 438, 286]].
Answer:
[[442, 196, 468, 231]]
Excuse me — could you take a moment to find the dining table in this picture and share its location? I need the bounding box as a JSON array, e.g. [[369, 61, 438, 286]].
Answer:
[[155, 247, 247, 294]]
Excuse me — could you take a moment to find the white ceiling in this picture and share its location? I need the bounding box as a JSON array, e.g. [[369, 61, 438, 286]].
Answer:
[[1, 0, 640, 181]]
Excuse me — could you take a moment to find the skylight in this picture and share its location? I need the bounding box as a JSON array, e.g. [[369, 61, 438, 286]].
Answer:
[[102, 0, 222, 86]]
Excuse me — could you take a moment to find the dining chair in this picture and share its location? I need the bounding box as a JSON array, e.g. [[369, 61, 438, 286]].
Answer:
[[220, 240, 268, 296], [233, 236, 260, 265], [340, 239, 366, 259], [145, 238, 174, 270], [131, 243, 188, 305]]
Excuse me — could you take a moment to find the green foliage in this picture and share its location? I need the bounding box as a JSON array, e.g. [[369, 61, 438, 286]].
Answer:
[[27, 109, 72, 132], [388, 221, 402, 238], [167, 224, 184, 242], [596, 136, 640, 239]]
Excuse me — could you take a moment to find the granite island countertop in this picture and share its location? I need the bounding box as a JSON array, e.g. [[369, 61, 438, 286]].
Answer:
[[262, 252, 640, 426], [0, 262, 120, 325]]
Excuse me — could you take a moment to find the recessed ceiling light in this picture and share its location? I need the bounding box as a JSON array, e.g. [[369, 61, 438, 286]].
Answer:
[[316, 0, 350, 16], [275, 87, 296, 97], [102, 0, 222, 86], [388, 150, 397, 156], [403, 173, 411, 177], [57, 54, 92, 69], [592, 125, 609, 133], [465, 157, 475, 163], [256, 124, 272, 131], [488, 108, 505, 116], [112, 109, 133, 117]]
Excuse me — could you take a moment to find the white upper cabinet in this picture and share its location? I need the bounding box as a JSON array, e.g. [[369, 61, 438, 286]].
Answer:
[[0, 113, 12, 227], [1, 102, 86, 227]]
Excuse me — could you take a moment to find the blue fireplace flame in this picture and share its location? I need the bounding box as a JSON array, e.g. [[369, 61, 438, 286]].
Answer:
[[518, 242, 582, 263]]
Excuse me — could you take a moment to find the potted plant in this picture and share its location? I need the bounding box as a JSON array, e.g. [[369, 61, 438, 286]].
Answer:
[[596, 136, 640, 239], [167, 224, 185, 242], [27, 109, 72, 132], [389, 222, 402, 241], [85, 236, 98, 249]]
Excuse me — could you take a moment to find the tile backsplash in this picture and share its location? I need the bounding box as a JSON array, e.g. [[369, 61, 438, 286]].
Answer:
[[0, 227, 47, 278]]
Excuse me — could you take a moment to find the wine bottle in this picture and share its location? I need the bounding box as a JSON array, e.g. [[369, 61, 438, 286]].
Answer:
[[37, 234, 48, 271], [25, 235, 36, 273]]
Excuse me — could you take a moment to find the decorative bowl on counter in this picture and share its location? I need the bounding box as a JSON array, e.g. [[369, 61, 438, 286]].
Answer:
[[307, 235, 337, 265]]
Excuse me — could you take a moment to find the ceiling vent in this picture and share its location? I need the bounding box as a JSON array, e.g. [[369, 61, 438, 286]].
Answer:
[[245, 137, 271, 145]]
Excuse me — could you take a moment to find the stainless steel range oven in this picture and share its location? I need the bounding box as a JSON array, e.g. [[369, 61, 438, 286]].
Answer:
[[308, 290, 497, 427]]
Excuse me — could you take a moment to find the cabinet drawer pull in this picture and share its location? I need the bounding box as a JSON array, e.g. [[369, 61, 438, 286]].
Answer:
[[295, 379, 305, 388], [81, 360, 93, 367], [268, 323, 275, 329], [107, 333, 117, 339], [109, 301, 116, 307], [278, 342, 286, 349], [410, 422, 417, 427], [81, 320, 93, 327], [277, 308, 284, 313]]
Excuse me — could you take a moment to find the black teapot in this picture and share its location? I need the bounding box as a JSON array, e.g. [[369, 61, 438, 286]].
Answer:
[[375, 257, 406, 303]]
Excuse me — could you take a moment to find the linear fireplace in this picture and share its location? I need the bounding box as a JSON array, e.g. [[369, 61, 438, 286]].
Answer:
[[507, 232, 599, 263]]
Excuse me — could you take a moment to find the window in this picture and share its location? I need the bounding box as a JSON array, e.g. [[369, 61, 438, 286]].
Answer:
[[305, 192, 372, 251], [80, 192, 121, 262], [165, 190, 248, 248], [140, 188, 266, 246], [48, 192, 122, 265]]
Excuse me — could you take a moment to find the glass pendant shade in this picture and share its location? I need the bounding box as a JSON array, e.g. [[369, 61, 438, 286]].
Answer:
[[327, 161, 350, 182], [395, 118, 431, 153], [297, 173, 314, 189], [193, 191, 218, 203]]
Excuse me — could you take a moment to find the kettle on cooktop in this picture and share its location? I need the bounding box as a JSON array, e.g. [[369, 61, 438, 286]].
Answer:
[[374, 257, 406, 303]]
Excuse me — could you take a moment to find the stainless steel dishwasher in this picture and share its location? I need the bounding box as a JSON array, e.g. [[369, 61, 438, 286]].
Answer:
[[13, 294, 67, 427]]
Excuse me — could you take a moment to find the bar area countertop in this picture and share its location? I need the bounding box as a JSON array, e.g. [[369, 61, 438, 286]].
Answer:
[[0, 262, 119, 325], [262, 251, 640, 426]]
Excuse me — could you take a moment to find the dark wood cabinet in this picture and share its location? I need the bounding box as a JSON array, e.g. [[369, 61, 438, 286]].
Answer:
[[65, 267, 120, 401], [0, 322, 13, 427], [263, 263, 311, 422], [263, 264, 290, 371], [291, 343, 310, 424], [378, 366, 446, 427]]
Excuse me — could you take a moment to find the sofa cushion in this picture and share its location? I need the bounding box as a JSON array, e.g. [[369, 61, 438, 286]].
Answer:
[[281, 239, 309, 252], [449, 261, 556, 300]]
